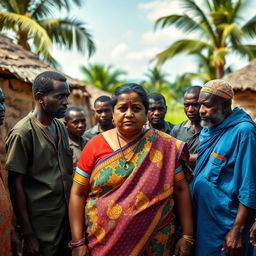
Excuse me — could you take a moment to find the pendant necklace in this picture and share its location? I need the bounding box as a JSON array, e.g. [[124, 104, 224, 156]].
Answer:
[[116, 132, 132, 170]]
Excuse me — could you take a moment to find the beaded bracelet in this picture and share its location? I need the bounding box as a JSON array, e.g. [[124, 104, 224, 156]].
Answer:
[[68, 237, 86, 249]]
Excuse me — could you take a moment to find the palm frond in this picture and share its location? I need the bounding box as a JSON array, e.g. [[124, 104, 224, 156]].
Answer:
[[180, 0, 218, 44], [155, 14, 202, 34], [229, 0, 241, 22], [233, 44, 256, 61], [184, 72, 211, 82], [0, 11, 51, 56], [40, 17, 95, 57], [211, 47, 229, 66], [80, 64, 126, 92], [155, 39, 212, 66], [0, 0, 15, 12], [242, 15, 256, 38], [219, 23, 243, 44], [30, 0, 56, 20], [40, 53, 61, 69], [210, 9, 230, 25]]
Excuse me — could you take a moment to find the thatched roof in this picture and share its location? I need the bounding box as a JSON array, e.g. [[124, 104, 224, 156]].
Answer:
[[85, 83, 111, 106], [224, 59, 256, 92], [0, 34, 87, 90]]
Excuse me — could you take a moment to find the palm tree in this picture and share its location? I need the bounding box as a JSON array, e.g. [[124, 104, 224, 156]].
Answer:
[[154, 0, 256, 78], [142, 66, 191, 101], [143, 66, 169, 91], [0, 0, 95, 66], [185, 51, 232, 82], [80, 63, 126, 92]]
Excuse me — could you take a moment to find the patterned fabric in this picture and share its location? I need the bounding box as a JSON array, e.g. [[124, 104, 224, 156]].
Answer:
[[0, 163, 12, 256], [74, 129, 191, 256], [201, 79, 234, 99]]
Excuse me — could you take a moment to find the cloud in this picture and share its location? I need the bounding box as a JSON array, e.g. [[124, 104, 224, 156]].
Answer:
[[138, 0, 182, 22], [122, 31, 133, 40], [110, 43, 128, 59], [142, 28, 186, 45], [126, 47, 162, 61]]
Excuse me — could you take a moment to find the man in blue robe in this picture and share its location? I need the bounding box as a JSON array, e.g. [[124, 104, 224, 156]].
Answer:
[[191, 79, 256, 255]]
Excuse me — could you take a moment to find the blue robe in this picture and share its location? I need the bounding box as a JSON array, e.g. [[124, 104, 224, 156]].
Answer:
[[191, 108, 256, 255]]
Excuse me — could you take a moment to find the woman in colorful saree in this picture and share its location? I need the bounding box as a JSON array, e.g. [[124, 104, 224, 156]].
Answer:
[[69, 83, 194, 256]]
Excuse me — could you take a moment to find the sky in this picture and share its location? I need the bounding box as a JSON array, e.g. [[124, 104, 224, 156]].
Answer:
[[52, 0, 256, 83]]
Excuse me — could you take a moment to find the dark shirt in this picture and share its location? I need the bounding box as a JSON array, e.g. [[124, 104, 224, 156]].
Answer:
[[170, 120, 200, 154], [5, 112, 73, 248], [68, 137, 87, 171], [83, 124, 100, 141], [145, 120, 174, 135]]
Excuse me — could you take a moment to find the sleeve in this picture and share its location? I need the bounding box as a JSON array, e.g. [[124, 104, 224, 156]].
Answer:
[[73, 137, 96, 185], [5, 130, 31, 174], [169, 125, 177, 137], [174, 160, 185, 183], [234, 125, 256, 209], [74, 134, 111, 185], [175, 140, 193, 183]]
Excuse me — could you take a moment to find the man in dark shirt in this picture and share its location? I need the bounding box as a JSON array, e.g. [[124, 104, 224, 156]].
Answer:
[[83, 96, 114, 140], [64, 106, 87, 171], [147, 92, 174, 134], [171, 86, 202, 166], [5, 71, 73, 256]]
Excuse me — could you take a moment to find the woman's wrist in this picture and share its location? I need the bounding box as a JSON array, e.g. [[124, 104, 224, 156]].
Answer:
[[181, 234, 195, 245], [68, 237, 86, 249]]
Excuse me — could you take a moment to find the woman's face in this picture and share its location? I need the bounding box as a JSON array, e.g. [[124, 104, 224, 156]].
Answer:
[[113, 91, 147, 137]]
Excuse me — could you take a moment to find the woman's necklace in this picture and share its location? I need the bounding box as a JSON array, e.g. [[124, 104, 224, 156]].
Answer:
[[116, 132, 130, 170], [116, 132, 135, 170]]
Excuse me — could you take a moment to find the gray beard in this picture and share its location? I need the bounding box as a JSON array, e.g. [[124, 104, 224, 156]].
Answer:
[[200, 119, 214, 127]]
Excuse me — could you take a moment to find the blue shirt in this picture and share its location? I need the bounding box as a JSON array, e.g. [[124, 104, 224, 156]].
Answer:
[[191, 108, 256, 255]]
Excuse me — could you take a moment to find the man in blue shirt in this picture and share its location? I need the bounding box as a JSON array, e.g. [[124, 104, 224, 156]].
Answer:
[[192, 79, 256, 255]]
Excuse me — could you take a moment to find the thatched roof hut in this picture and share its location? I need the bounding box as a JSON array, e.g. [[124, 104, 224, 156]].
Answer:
[[223, 59, 256, 121], [0, 34, 108, 162]]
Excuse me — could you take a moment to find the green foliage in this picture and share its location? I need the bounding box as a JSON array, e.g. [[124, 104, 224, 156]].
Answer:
[[154, 0, 256, 79], [80, 63, 127, 93], [0, 0, 95, 66], [142, 67, 192, 102], [165, 103, 187, 124], [141, 66, 190, 124]]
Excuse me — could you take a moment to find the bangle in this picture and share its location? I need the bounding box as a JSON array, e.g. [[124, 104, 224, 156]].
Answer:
[[68, 238, 86, 248], [182, 235, 195, 245]]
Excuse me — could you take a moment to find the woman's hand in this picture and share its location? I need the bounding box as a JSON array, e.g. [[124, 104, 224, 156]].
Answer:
[[173, 237, 193, 256], [72, 245, 90, 256], [222, 228, 243, 256], [250, 220, 256, 246]]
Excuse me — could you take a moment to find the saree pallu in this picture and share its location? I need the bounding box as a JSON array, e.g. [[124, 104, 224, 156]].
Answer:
[[80, 129, 190, 256], [0, 165, 13, 256]]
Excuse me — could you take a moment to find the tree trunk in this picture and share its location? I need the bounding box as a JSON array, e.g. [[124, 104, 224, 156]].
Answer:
[[17, 31, 31, 51], [215, 64, 224, 79]]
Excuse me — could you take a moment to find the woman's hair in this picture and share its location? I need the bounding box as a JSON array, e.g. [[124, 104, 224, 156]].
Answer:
[[111, 83, 149, 112]]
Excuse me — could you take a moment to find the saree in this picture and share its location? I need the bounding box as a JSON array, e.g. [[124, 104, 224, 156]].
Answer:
[[74, 129, 191, 256], [0, 163, 13, 256]]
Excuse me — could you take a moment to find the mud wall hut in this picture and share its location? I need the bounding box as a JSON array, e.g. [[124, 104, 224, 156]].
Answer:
[[224, 59, 256, 121], [0, 34, 104, 163]]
